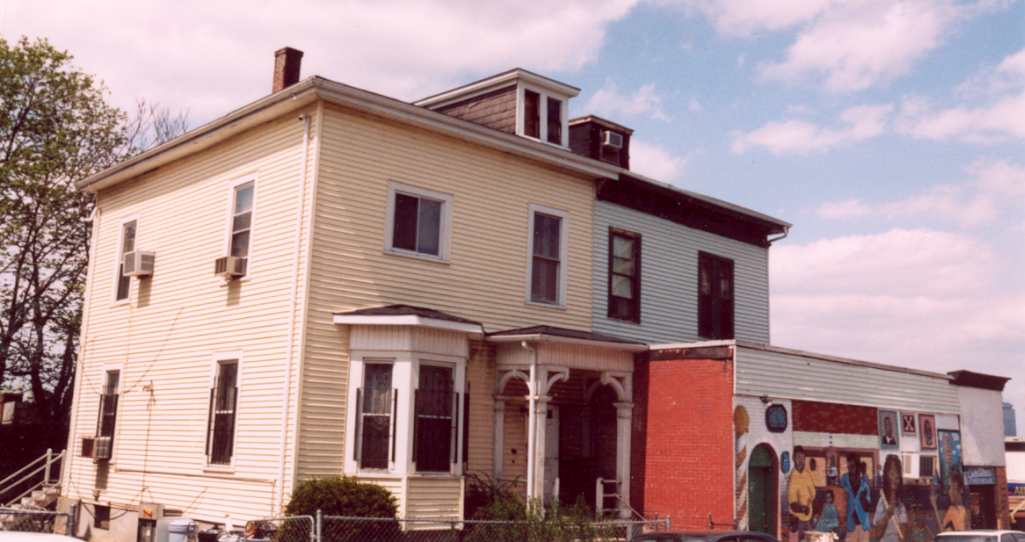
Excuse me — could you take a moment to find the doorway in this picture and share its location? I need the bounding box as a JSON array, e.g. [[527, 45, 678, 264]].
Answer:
[[748, 444, 778, 536]]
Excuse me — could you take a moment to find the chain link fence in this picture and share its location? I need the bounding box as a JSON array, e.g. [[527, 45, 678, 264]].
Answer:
[[232, 515, 316, 542], [0, 507, 75, 536], [318, 514, 670, 542]]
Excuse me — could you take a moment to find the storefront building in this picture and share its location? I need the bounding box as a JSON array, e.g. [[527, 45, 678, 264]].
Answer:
[[632, 341, 1011, 539]]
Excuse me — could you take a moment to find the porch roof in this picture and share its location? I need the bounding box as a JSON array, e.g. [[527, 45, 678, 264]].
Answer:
[[487, 325, 647, 352], [332, 304, 483, 334]]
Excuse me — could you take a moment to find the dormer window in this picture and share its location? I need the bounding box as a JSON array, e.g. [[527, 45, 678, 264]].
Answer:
[[524, 90, 541, 138], [517, 85, 568, 146], [546, 98, 563, 144]]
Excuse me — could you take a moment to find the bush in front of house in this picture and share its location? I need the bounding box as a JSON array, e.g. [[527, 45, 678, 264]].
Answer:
[[283, 477, 399, 542]]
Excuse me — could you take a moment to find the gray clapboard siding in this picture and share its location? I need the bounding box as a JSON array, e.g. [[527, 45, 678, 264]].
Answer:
[[735, 344, 961, 414], [591, 200, 770, 344]]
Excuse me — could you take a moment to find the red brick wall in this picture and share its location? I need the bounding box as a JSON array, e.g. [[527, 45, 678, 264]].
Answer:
[[632, 356, 734, 529], [997, 466, 1010, 529], [792, 399, 878, 435]]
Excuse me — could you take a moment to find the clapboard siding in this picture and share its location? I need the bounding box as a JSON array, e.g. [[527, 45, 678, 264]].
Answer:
[[405, 477, 462, 520], [63, 108, 319, 522], [735, 345, 961, 414], [295, 103, 595, 499], [592, 201, 770, 344]]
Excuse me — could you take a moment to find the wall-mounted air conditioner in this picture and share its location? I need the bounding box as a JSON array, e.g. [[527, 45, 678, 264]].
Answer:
[[602, 130, 624, 149], [93, 436, 112, 461], [214, 256, 247, 279], [123, 251, 156, 277]]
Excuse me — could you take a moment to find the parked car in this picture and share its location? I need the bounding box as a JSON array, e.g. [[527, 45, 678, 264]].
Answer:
[[631, 531, 779, 542], [936, 531, 1025, 542], [0, 534, 80, 542]]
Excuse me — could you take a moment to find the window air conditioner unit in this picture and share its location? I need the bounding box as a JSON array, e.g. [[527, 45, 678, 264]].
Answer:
[[602, 130, 624, 149], [80, 437, 96, 458], [214, 256, 247, 279], [93, 436, 112, 461], [123, 251, 156, 277]]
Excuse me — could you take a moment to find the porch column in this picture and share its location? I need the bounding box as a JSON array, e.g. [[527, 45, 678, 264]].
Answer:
[[492, 399, 505, 479], [615, 401, 634, 518], [531, 395, 550, 507]]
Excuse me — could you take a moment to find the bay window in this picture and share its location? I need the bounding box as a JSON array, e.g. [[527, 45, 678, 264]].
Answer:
[[414, 365, 455, 472], [355, 363, 394, 470]]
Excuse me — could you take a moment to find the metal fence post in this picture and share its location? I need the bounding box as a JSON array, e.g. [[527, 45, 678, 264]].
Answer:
[[69, 504, 77, 539], [315, 510, 321, 542], [43, 448, 52, 485]]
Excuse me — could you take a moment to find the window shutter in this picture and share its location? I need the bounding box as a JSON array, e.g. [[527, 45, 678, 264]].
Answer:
[[353, 388, 362, 462], [462, 384, 470, 468], [451, 392, 460, 465], [390, 388, 398, 463], [412, 389, 419, 464], [205, 387, 215, 457]]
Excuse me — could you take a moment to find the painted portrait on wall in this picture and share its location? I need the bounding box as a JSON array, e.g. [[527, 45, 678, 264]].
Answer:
[[901, 413, 916, 435], [919, 414, 937, 450], [938, 429, 963, 492], [878, 410, 899, 449]]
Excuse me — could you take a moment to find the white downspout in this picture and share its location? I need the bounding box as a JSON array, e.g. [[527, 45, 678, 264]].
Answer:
[[523, 341, 537, 505], [275, 111, 312, 514]]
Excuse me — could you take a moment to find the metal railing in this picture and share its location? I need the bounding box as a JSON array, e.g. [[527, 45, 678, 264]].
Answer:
[[0, 507, 75, 536], [0, 448, 64, 507]]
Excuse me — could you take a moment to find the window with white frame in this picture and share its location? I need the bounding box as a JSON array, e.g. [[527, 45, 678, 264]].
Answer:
[[528, 206, 567, 305], [414, 365, 455, 473], [115, 221, 137, 301], [546, 98, 562, 144], [229, 182, 254, 260], [386, 183, 452, 259], [355, 363, 394, 470], [206, 360, 238, 465], [518, 87, 567, 146], [96, 370, 120, 443]]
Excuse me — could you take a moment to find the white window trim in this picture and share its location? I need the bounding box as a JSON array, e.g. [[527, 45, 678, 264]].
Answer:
[[345, 356, 404, 476], [515, 83, 569, 148], [111, 216, 139, 305], [222, 175, 258, 282], [525, 204, 570, 308], [412, 359, 465, 476], [205, 352, 243, 471], [383, 181, 454, 262], [98, 363, 124, 464]]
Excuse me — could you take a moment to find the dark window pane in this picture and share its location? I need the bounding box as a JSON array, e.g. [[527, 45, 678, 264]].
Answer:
[[361, 415, 390, 469], [232, 212, 251, 233], [230, 231, 250, 258], [547, 98, 562, 144], [392, 193, 419, 251], [417, 198, 442, 255], [698, 253, 734, 339], [360, 364, 393, 469], [532, 213, 561, 258], [116, 268, 131, 300], [531, 258, 559, 303], [524, 90, 540, 138], [210, 362, 238, 464], [416, 366, 453, 472]]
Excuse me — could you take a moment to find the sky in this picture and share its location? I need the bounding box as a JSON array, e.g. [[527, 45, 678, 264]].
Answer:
[[3, 1, 1023, 430]]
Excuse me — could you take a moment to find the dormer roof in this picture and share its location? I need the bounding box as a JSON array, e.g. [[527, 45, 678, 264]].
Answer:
[[414, 68, 579, 109]]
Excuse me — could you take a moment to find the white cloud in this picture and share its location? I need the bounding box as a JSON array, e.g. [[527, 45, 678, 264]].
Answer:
[[0, 0, 638, 122], [815, 159, 1025, 227], [667, 0, 833, 37], [584, 81, 671, 121], [771, 228, 1025, 407], [731, 104, 891, 154], [629, 139, 688, 181]]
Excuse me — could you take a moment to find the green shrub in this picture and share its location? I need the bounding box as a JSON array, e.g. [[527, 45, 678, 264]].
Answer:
[[285, 476, 398, 518]]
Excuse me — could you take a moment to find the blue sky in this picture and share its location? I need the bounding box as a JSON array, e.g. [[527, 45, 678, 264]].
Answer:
[[3, 0, 1023, 428]]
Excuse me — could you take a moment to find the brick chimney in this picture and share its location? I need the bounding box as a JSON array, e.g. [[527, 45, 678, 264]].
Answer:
[[272, 47, 304, 93]]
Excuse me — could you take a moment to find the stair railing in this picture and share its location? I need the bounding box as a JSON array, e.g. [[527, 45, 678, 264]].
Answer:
[[1, 448, 64, 507]]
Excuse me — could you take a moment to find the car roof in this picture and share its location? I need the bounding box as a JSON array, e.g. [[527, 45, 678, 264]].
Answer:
[[938, 532, 1025, 536], [0, 534, 82, 542]]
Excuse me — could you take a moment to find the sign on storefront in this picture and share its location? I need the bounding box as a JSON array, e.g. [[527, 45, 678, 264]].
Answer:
[[964, 466, 996, 486], [1008, 483, 1025, 497]]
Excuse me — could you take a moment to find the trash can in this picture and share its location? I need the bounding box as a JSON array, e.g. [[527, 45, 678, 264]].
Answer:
[[166, 518, 197, 542]]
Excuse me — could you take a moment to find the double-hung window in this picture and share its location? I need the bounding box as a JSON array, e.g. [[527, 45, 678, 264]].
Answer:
[[387, 183, 452, 260], [206, 361, 238, 465], [414, 365, 456, 473], [96, 370, 120, 450], [529, 207, 567, 305], [115, 221, 137, 301], [698, 252, 734, 339], [608, 230, 641, 322], [524, 90, 541, 139], [229, 182, 254, 263], [546, 98, 562, 144], [355, 363, 394, 470]]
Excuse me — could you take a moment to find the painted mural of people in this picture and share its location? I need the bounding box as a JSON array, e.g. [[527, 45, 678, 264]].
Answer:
[[871, 455, 910, 542], [931, 472, 969, 531], [788, 446, 816, 540], [841, 454, 872, 542], [882, 416, 898, 447], [816, 490, 841, 534]]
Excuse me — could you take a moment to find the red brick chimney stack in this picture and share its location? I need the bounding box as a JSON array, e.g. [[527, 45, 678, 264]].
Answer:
[[272, 47, 304, 93]]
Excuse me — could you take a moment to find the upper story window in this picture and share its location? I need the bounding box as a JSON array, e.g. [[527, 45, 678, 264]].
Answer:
[[386, 182, 453, 260], [608, 229, 641, 323], [230, 182, 254, 260], [206, 360, 238, 465], [356, 363, 394, 470], [97, 370, 120, 443], [698, 252, 734, 339], [528, 205, 568, 306], [115, 221, 137, 301], [414, 365, 456, 473], [518, 86, 568, 146]]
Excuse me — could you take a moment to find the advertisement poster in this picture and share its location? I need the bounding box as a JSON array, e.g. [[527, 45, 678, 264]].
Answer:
[[938, 429, 963, 491]]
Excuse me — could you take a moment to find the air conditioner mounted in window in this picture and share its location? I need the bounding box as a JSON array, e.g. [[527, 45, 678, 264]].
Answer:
[[602, 130, 624, 149], [93, 436, 112, 461], [214, 256, 247, 279], [122, 251, 156, 277]]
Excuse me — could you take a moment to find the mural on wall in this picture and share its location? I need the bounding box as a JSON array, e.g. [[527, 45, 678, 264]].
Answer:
[[920, 415, 937, 450], [735, 405, 750, 530], [879, 410, 899, 449], [938, 430, 963, 492], [901, 414, 917, 435]]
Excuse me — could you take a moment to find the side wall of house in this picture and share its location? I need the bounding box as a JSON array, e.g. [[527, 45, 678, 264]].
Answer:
[[62, 106, 318, 529], [592, 201, 770, 344], [295, 104, 596, 504]]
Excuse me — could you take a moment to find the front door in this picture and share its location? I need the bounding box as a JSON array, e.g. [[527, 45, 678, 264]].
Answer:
[[544, 405, 560, 503], [748, 444, 778, 535]]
